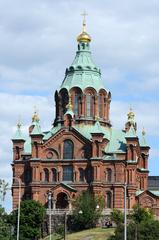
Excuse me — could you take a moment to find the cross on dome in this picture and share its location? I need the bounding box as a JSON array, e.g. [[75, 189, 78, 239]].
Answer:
[[77, 11, 91, 42]]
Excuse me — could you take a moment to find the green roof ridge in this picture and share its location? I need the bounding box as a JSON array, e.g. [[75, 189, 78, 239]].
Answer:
[[12, 123, 25, 141], [125, 125, 137, 138], [31, 123, 43, 135], [91, 121, 103, 134]]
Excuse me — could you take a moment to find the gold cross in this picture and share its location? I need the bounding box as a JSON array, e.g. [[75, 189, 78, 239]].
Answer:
[[81, 11, 88, 32], [81, 10, 88, 24]]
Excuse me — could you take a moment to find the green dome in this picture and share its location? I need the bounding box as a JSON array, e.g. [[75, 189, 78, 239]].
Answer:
[[60, 41, 105, 92]]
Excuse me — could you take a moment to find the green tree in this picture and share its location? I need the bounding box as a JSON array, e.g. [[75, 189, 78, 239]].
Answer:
[[69, 191, 104, 231], [108, 205, 159, 240], [139, 219, 159, 240], [131, 204, 153, 224], [110, 209, 124, 226], [9, 200, 46, 240], [0, 205, 11, 240]]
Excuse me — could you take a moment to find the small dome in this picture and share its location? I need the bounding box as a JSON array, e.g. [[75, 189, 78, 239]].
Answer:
[[77, 31, 91, 43]]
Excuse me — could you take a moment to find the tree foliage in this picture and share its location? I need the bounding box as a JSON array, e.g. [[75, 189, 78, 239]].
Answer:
[[0, 205, 11, 240], [131, 204, 153, 224], [9, 200, 46, 240], [108, 205, 159, 240], [110, 209, 124, 226], [69, 191, 104, 231]]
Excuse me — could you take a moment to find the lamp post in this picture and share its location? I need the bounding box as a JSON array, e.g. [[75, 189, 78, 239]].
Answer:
[[64, 211, 67, 240], [48, 192, 52, 240], [124, 183, 127, 240], [13, 177, 21, 240], [96, 204, 99, 210]]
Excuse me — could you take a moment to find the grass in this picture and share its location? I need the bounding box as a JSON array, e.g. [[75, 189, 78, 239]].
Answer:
[[43, 227, 115, 240]]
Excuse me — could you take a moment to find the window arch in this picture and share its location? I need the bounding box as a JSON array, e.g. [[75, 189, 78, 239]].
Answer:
[[74, 93, 80, 116], [98, 94, 104, 118], [86, 93, 94, 117], [63, 166, 73, 181], [130, 145, 134, 160], [79, 168, 85, 182], [106, 168, 112, 182], [63, 140, 74, 159], [106, 192, 112, 208], [52, 168, 57, 182], [44, 168, 49, 182]]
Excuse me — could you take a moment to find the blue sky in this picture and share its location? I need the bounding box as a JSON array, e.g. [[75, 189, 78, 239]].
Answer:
[[0, 0, 159, 212]]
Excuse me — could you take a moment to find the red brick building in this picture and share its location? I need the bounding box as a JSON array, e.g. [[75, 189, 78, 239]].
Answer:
[[12, 19, 159, 216]]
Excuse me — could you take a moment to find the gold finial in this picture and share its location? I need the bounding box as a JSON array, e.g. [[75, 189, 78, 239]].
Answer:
[[66, 95, 73, 110], [127, 106, 135, 122], [77, 11, 91, 42], [32, 106, 40, 123]]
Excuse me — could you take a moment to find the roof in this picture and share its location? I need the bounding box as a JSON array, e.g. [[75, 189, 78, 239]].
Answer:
[[136, 189, 159, 197], [31, 124, 43, 136], [90, 121, 104, 134], [22, 121, 134, 156], [125, 125, 137, 138], [24, 137, 31, 154], [73, 123, 110, 142], [105, 128, 126, 153], [74, 124, 126, 153], [148, 176, 159, 190], [12, 125, 25, 141], [43, 124, 62, 140], [61, 182, 77, 192], [60, 42, 105, 92], [140, 133, 148, 147]]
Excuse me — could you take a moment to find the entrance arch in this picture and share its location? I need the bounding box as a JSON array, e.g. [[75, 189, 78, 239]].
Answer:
[[56, 192, 69, 209]]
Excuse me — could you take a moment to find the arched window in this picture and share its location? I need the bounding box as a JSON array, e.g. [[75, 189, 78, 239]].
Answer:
[[74, 94, 79, 116], [24, 169, 31, 183], [60, 90, 69, 115], [52, 168, 57, 182], [15, 146, 20, 159], [106, 192, 112, 208], [98, 94, 103, 118], [79, 168, 85, 181], [130, 145, 134, 160], [44, 168, 49, 182], [63, 166, 73, 181], [106, 168, 112, 182], [63, 140, 73, 159], [86, 94, 93, 117]]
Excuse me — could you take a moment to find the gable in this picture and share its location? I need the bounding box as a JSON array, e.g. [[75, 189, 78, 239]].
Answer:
[[40, 126, 92, 160]]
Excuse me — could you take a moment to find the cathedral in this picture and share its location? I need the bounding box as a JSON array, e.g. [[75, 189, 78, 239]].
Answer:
[[12, 17, 159, 217]]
